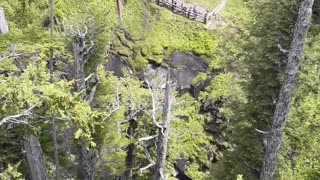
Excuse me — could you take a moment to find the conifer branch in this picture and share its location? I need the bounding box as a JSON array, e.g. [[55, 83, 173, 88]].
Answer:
[[101, 81, 121, 121]]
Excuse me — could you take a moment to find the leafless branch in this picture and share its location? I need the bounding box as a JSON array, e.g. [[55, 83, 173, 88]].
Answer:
[[277, 43, 289, 55], [86, 75, 100, 105], [140, 146, 155, 173], [0, 51, 39, 62], [86, 41, 94, 55], [148, 86, 163, 129], [140, 163, 155, 173], [0, 102, 41, 127], [0, 93, 7, 104], [85, 73, 94, 82], [136, 135, 157, 144], [0, 53, 22, 61], [255, 128, 269, 134]]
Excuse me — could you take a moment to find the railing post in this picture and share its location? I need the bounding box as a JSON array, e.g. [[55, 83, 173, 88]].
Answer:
[[204, 13, 208, 24], [171, 0, 174, 11]]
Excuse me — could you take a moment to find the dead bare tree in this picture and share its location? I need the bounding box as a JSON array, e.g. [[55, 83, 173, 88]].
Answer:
[[137, 68, 174, 180], [0, 8, 9, 35], [154, 69, 172, 180], [69, 25, 99, 180], [260, 0, 314, 180], [116, 0, 124, 21]]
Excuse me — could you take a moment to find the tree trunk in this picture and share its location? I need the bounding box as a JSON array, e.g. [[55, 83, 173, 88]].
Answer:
[[72, 30, 96, 180], [123, 120, 137, 180], [0, 8, 9, 35], [52, 118, 60, 180], [79, 145, 98, 180], [260, 0, 314, 180], [154, 70, 171, 180], [24, 135, 48, 180], [116, 0, 124, 21], [49, 0, 60, 179]]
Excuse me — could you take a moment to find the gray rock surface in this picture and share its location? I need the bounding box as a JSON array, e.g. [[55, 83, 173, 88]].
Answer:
[[0, 8, 9, 35], [105, 54, 133, 77], [107, 51, 215, 97], [169, 52, 208, 89]]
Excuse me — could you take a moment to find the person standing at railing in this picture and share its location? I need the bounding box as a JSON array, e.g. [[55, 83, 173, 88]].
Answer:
[[171, 0, 177, 11], [193, 6, 197, 19], [204, 10, 208, 23], [187, 7, 191, 18], [181, 4, 187, 15]]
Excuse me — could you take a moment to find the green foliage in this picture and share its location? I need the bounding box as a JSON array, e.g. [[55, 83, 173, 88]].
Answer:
[[236, 174, 244, 180], [277, 29, 320, 180], [192, 72, 207, 85], [0, 162, 23, 180], [119, 0, 219, 67], [207, 0, 299, 179], [170, 94, 212, 179], [1, 0, 319, 179]]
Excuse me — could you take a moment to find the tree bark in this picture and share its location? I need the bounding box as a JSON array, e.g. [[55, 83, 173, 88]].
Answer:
[[260, 0, 314, 180], [79, 145, 98, 180], [0, 8, 9, 35], [123, 120, 137, 180], [116, 0, 124, 21], [24, 135, 48, 180], [154, 70, 171, 180], [72, 29, 96, 180], [49, 0, 60, 179]]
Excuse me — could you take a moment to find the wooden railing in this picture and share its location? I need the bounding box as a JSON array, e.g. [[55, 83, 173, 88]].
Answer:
[[154, 0, 212, 24]]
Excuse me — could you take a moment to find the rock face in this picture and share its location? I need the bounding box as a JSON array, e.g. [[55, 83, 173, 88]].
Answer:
[[106, 51, 215, 97], [0, 8, 9, 35], [169, 52, 208, 89], [105, 54, 133, 77], [144, 52, 209, 93]]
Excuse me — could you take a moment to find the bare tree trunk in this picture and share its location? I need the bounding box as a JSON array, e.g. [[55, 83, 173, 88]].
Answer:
[[24, 135, 48, 180], [52, 118, 60, 180], [49, 0, 60, 179], [123, 120, 137, 180], [0, 8, 9, 35], [79, 145, 98, 180], [116, 0, 124, 21], [72, 29, 96, 180], [260, 0, 314, 180], [154, 70, 171, 180]]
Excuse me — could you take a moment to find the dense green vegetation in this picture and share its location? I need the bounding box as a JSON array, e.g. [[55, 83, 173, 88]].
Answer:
[[0, 0, 319, 179]]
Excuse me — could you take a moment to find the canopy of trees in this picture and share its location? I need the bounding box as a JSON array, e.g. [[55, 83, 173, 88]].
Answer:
[[0, 0, 319, 180]]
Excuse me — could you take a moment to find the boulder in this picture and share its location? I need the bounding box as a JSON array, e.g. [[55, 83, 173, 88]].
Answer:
[[169, 52, 208, 89], [0, 8, 9, 35], [106, 51, 217, 98], [105, 53, 133, 77], [144, 52, 209, 90]]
